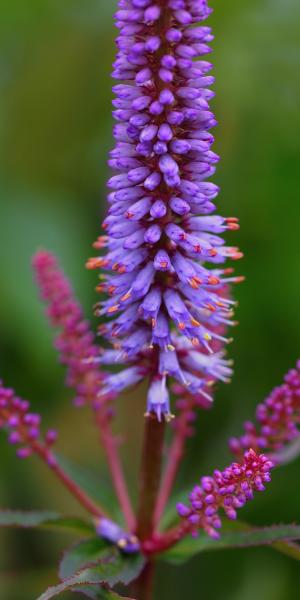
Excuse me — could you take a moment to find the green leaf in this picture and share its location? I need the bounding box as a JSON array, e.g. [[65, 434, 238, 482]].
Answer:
[[37, 550, 144, 600], [59, 537, 110, 580], [0, 510, 93, 535], [0, 510, 60, 527], [43, 516, 94, 535], [163, 522, 300, 564], [272, 540, 300, 562], [99, 590, 135, 599], [56, 454, 121, 521], [79, 587, 135, 600]]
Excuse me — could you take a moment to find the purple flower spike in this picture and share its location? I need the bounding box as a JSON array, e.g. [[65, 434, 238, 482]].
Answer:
[[178, 450, 273, 539], [89, 0, 242, 418]]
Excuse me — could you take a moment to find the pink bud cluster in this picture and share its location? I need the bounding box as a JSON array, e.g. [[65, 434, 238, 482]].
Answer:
[[33, 251, 105, 409], [229, 361, 300, 460], [0, 381, 57, 460], [177, 449, 273, 539]]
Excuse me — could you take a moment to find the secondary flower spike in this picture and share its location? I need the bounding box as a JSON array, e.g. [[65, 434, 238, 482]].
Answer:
[[0, 381, 57, 461], [177, 449, 273, 539], [88, 0, 242, 420], [33, 251, 105, 409], [229, 361, 300, 461]]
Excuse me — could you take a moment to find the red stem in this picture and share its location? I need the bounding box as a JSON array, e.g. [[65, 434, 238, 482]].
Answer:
[[136, 415, 166, 540], [130, 561, 155, 600], [96, 412, 136, 531], [32, 441, 107, 518], [153, 412, 190, 529], [143, 523, 188, 556]]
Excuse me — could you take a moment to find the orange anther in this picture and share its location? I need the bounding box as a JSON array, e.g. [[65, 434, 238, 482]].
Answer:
[[231, 251, 244, 260], [178, 322, 186, 330], [206, 303, 216, 312], [208, 276, 220, 285], [189, 278, 199, 289], [86, 258, 104, 270], [190, 318, 201, 327], [121, 291, 132, 302], [107, 305, 120, 314], [227, 222, 240, 231], [93, 236, 108, 249]]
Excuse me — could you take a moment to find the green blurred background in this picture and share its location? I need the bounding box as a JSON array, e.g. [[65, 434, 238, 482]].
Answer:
[[0, 0, 300, 598]]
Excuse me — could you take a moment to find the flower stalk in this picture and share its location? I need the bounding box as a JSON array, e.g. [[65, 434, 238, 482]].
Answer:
[[96, 411, 136, 530], [136, 415, 166, 540]]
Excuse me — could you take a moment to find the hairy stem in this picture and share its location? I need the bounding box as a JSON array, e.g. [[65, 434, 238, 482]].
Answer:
[[96, 411, 136, 531], [136, 415, 166, 540]]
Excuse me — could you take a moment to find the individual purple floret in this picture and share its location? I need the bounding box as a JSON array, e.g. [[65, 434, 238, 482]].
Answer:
[[87, 0, 242, 420], [95, 517, 140, 554], [177, 449, 273, 539], [229, 361, 300, 462]]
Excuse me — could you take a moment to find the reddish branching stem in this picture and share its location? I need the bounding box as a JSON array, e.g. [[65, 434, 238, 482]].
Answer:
[[32, 250, 135, 530], [32, 441, 107, 518], [153, 412, 190, 529], [96, 412, 136, 531], [143, 524, 187, 556]]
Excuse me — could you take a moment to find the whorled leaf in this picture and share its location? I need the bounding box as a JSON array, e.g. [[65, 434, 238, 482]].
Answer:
[[163, 522, 300, 564], [59, 537, 110, 580], [0, 510, 59, 527], [75, 587, 135, 599], [0, 510, 92, 534], [37, 548, 144, 600]]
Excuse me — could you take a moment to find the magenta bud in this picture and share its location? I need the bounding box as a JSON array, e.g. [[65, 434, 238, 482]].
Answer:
[[16, 447, 32, 459], [46, 429, 58, 445]]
